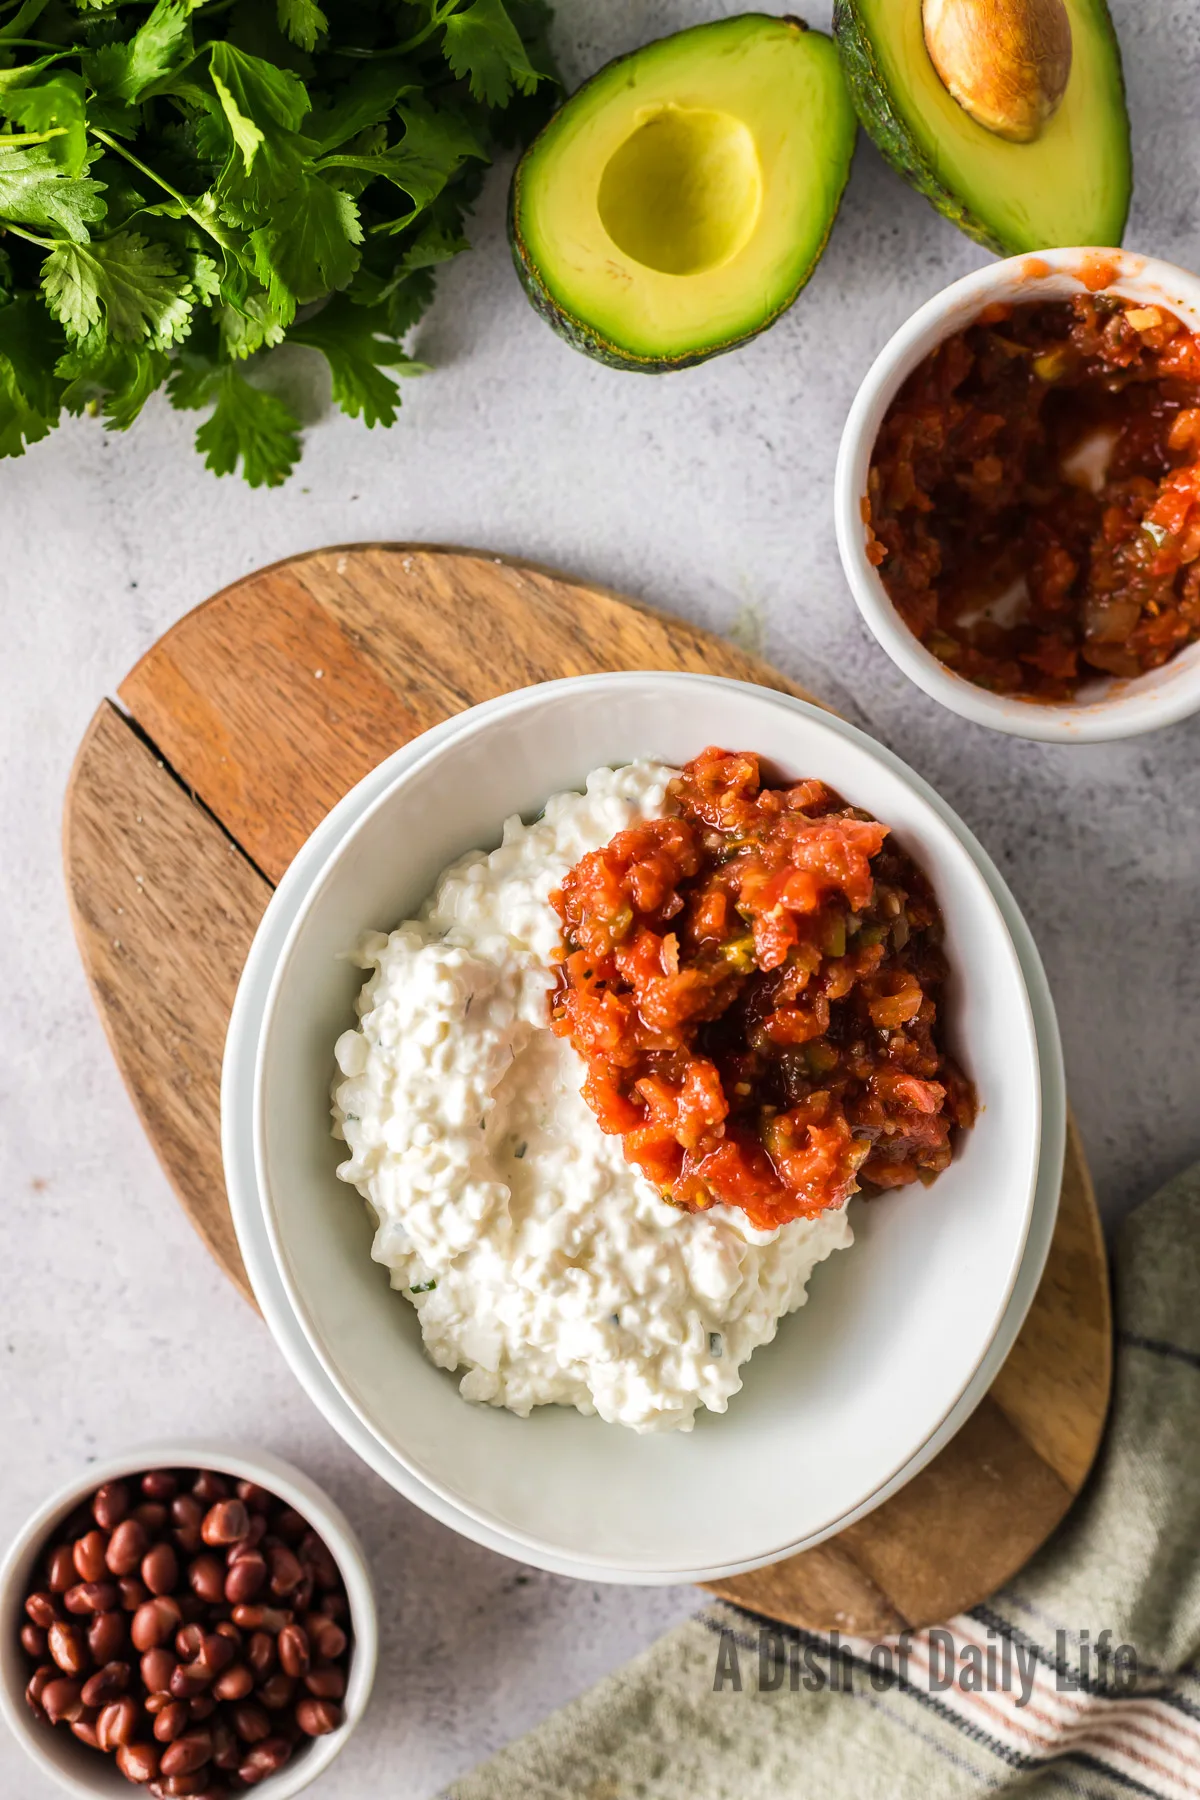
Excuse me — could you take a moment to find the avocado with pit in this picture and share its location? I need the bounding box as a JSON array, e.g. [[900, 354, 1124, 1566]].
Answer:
[[508, 14, 857, 371], [833, 0, 1131, 254]]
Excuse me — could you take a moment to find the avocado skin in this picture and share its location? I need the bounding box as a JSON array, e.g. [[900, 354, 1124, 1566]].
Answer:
[[832, 0, 1132, 257], [507, 21, 855, 374]]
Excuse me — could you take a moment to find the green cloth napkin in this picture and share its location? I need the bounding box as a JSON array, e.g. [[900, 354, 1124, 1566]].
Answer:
[[446, 1164, 1200, 1800]]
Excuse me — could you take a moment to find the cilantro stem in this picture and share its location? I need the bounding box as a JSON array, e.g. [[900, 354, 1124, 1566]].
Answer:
[[0, 220, 53, 248], [89, 127, 228, 252], [334, 0, 463, 58]]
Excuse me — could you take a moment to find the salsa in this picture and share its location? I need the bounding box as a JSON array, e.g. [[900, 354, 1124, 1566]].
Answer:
[[865, 294, 1200, 700], [550, 748, 975, 1231]]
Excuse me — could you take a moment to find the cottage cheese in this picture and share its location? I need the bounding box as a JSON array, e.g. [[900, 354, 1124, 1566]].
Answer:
[[331, 761, 852, 1434]]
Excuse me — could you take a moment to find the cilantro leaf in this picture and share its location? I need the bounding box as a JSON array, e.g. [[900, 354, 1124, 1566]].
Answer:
[[249, 174, 361, 321], [42, 232, 196, 347], [441, 0, 543, 108], [86, 0, 197, 108], [179, 362, 300, 487], [0, 140, 105, 241], [309, 64, 417, 154], [320, 98, 485, 224], [57, 333, 170, 429], [209, 40, 310, 166], [0, 293, 63, 455], [290, 295, 424, 428], [276, 0, 328, 54], [0, 73, 89, 175]]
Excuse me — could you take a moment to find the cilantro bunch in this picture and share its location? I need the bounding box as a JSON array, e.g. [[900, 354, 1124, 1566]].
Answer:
[[0, 0, 556, 484]]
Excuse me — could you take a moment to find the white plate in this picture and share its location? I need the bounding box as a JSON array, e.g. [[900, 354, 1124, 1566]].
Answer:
[[225, 675, 1064, 1581]]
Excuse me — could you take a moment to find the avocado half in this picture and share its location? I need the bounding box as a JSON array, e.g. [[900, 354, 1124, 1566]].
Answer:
[[833, 0, 1131, 254], [508, 14, 857, 372]]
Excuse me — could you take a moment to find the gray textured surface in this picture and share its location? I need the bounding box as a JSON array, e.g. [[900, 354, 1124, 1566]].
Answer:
[[2, 2, 1198, 1795]]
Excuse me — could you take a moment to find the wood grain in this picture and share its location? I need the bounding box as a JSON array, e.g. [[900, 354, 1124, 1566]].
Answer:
[[65, 544, 1112, 1632]]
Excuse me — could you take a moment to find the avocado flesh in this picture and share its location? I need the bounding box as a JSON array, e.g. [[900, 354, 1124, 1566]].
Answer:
[[834, 0, 1131, 255], [509, 15, 857, 370]]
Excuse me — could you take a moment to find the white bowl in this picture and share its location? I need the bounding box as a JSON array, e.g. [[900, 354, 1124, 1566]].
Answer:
[[0, 1443, 377, 1800], [221, 680, 1065, 1584], [835, 247, 1200, 742], [233, 672, 1056, 1580]]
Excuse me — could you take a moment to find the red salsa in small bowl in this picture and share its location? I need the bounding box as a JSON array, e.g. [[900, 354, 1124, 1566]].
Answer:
[[864, 293, 1200, 701], [550, 748, 975, 1233]]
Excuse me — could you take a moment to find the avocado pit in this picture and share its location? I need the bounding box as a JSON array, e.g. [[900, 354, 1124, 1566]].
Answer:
[[922, 0, 1073, 143], [597, 106, 763, 277]]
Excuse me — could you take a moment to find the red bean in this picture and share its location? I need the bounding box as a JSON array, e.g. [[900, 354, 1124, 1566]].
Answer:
[[106, 1517, 150, 1575], [46, 1544, 77, 1593], [119, 1576, 150, 1612], [176, 1623, 206, 1662], [93, 1482, 131, 1530], [142, 1471, 179, 1502], [304, 1664, 346, 1700], [97, 1695, 140, 1750], [187, 1555, 225, 1605], [170, 1494, 205, 1555], [169, 1661, 210, 1700], [117, 1739, 162, 1782], [141, 1647, 177, 1693], [48, 1619, 87, 1675], [25, 1664, 56, 1715], [237, 1738, 292, 1784], [274, 1508, 307, 1544], [201, 1500, 249, 1547], [195, 1632, 235, 1679], [81, 1660, 130, 1706], [42, 1676, 84, 1723], [161, 1729, 213, 1777], [146, 1690, 176, 1715], [309, 1616, 347, 1662], [213, 1620, 242, 1648], [230, 1700, 271, 1743], [277, 1624, 309, 1678], [188, 1694, 216, 1721], [71, 1711, 103, 1749], [20, 1622, 47, 1658], [256, 1671, 294, 1710], [224, 1553, 266, 1605], [318, 1590, 348, 1621], [89, 1609, 128, 1663], [134, 1502, 170, 1535], [191, 1472, 228, 1504], [25, 1590, 58, 1629], [231, 1604, 290, 1633], [154, 1699, 191, 1743], [299, 1532, 339, 1589], [265, 1544, 304, 1596], [212, 1717, 239, 1769], [245, 1631, 275, 1679], [236, 1481, 273, 1513], [159, 1774, 212, 1798], [132, 1596, 183, 1651], [296, 1695, 343, 1736], [74, 1529, 110, 1583], [143, 1543, 179, 1596], [65, 1579, 120, 1615], [212, 1662, 254, 1701]]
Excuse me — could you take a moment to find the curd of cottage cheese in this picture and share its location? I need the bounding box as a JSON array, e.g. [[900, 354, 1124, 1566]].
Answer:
[[331, 761, 853, 1434]]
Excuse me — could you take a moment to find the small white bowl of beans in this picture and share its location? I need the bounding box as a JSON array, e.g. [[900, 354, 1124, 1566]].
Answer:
[[0, 1443, 377, 1799]]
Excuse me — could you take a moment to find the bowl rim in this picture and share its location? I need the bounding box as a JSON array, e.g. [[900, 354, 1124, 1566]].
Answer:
[[834, 245, 1200, 743], [243, 670, 1046, 1577], [0, 1441, 378, 1800]]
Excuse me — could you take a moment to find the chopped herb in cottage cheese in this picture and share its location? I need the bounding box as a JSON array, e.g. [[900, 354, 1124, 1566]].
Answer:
[[332, 761, 852, 1434]]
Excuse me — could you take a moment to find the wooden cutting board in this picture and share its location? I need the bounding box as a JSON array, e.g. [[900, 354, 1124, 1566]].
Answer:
[[64, 545, 1111, 1634]]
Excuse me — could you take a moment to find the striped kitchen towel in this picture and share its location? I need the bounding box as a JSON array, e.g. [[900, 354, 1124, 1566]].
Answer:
[[446, 1162, 1200, 1799]]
